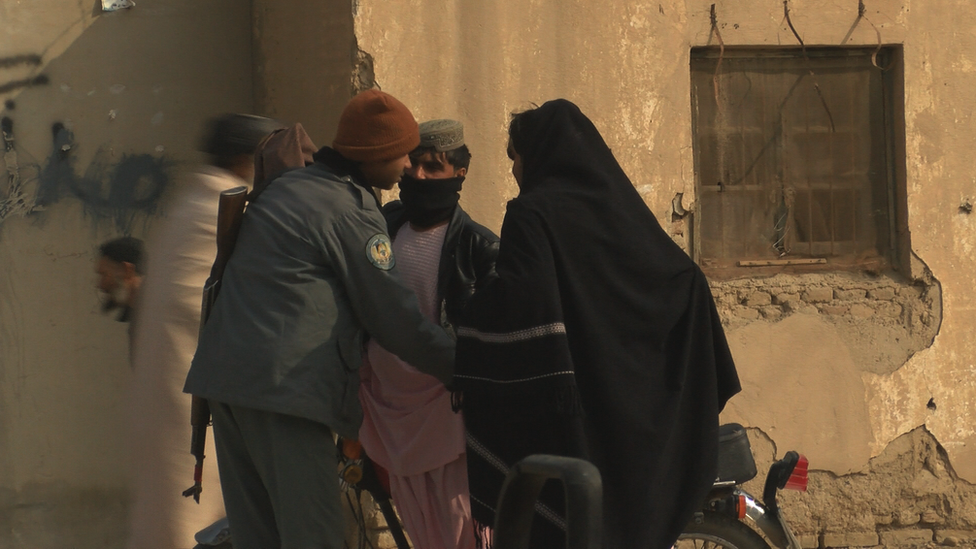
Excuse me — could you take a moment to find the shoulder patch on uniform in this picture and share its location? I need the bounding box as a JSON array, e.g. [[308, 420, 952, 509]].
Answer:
[[366, 233, 395, 270]]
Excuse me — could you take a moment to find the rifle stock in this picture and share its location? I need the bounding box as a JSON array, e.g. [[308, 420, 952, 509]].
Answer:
[[184, 185, 249, 503]]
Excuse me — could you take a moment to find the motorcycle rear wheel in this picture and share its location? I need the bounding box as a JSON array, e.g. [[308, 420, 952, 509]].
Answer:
[[675, 510, 772, 549]]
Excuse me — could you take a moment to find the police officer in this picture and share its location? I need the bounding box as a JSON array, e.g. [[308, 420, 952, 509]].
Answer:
[[185, 91, 454, 549]]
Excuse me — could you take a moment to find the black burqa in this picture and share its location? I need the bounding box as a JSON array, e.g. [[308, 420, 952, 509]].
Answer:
[[453, 99, 741, 549]]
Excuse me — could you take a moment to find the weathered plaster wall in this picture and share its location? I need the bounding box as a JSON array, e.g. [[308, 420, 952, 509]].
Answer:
[[0, 1, 254, 546], [2, 0, 974, 545], [354, 0, 699, 231], [744, 426, 976, 546], [355, 0, 976, 537], [694, 0, 976, 482], [252, 0, 355, 146]]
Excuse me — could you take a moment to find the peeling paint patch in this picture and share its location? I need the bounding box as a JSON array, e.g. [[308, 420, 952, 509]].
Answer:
[[352, 47, 376, 95], [710, 271, 941, 377], [0, 116, 42, 221], [101, 0, 135, 12], [618, 95, 660, 153], [721, 313, 873, 474], [864, 340, 976, 480], [740, 427, 976, 538], [951, 55, 975, 73]]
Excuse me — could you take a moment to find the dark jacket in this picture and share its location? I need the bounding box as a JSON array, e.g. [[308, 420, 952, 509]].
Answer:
[[185, 153, 456, 439], [383, 202, 500, 335]]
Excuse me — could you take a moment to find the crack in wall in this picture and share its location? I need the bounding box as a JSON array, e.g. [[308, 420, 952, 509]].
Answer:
[[352, 47, 377, 95], [742, 426, 976, 545]]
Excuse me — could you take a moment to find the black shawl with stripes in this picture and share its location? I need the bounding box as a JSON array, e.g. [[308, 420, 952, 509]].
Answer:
[[453, 99, 740, 549]]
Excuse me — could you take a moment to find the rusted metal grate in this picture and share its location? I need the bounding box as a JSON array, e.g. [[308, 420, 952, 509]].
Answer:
[[690, 48, 895, 269]]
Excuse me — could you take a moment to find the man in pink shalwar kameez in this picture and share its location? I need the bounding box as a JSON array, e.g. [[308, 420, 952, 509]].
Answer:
[[358, 119, 499, 549]]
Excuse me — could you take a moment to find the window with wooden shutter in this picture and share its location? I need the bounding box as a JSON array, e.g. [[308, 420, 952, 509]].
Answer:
[[690, 47, 905, 273]]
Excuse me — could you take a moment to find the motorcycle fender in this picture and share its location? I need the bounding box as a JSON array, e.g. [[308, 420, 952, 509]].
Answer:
[[739, 491, 795, 549]]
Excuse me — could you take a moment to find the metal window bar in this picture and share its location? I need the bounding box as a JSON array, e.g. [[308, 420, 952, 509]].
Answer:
[[850, 73, 858, 250], [802, 68, 812, 256], [829, 76, 837, 256], [692, 49, 891, 265], [716, 65, 729, 259]]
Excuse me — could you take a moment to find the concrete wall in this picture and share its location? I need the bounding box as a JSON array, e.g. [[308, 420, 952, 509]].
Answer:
[[252, 0, 355, 145], [1, 0, 361, 545], [0, 1, 254, 546], [355, 0, 976, 541]]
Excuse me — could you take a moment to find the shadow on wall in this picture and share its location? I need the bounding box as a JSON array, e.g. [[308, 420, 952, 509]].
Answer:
[[1, 110, 170, 234]]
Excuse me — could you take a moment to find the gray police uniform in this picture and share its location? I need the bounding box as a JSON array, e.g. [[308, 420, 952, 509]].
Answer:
[[185, 159, 455, 549]]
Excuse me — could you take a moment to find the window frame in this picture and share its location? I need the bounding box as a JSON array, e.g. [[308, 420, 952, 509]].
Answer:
[[688, 45, 909, 278]]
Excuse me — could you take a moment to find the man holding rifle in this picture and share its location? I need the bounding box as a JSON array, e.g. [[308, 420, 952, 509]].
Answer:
[[185, 90, 455, 549], [129, 114, 281, 549]]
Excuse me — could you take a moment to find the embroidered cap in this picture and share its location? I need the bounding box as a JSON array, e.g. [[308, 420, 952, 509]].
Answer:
[[418, 119, 465, 152]]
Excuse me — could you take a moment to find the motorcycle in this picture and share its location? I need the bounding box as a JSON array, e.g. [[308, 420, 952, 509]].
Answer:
[[198, 425, 807, 549], [675, 423, 809, 549]]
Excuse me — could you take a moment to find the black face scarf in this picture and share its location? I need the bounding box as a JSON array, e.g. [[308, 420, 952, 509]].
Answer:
[[397, 173, 463, 228]]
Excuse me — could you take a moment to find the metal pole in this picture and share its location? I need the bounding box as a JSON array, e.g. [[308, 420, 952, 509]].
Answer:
[[492, 455, 602, 549]]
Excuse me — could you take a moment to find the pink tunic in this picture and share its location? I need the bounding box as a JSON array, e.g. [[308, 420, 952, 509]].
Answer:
[[359, 222, 476, 549]]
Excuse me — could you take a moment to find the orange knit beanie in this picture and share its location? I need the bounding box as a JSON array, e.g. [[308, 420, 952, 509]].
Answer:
[[332, 90, 420, 163]]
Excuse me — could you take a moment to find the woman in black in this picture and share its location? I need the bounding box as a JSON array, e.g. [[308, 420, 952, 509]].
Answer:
[[453, 99, 741, 549]]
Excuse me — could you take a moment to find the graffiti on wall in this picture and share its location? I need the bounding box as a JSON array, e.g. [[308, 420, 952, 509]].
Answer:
[[1, 108, 170, 234], [0, 55, 50, 95]]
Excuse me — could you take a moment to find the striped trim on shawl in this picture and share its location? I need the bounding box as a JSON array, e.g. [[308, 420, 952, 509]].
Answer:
[[456, 322, 566, 344], [465, 433, 568, 532]]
